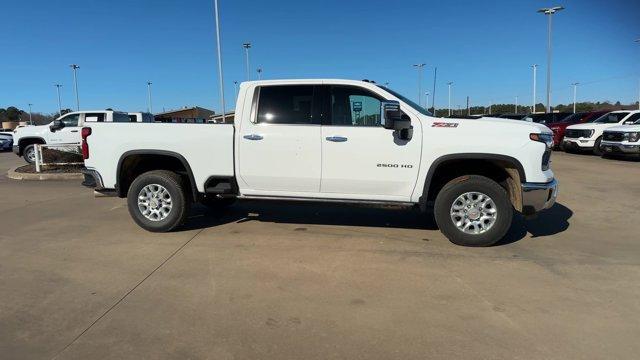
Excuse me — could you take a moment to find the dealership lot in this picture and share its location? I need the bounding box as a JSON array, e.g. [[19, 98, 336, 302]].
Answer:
[[1, 151, 639, 359]]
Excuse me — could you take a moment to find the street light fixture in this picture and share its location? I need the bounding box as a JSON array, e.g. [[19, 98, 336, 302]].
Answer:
[[54, 84, 63, 116], [147, 81, 153, 114], [447, 82, 454, 117], [69, 64, 80, 111], [537, 6, 565, 113], [413, 63, 426, 106], [242, 43, 252, 81]]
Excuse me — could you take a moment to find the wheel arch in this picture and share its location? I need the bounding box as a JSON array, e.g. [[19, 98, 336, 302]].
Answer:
[[116, 150, 199, 201], [17, 137, 46, 155], [418, 153, 526, 212]]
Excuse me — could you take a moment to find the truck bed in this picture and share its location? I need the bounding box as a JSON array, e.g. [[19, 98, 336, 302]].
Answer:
[[84, 123, 235, 192]]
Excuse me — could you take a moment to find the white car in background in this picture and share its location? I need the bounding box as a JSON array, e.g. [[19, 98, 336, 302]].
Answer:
[[600, 117, 640, 158], [12, 110, 130, 163], [562, 110, 640, 155]]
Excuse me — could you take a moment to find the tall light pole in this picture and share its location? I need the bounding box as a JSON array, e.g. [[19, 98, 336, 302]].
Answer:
[[515, 96, 519, 114], [571, 82, 579, 113], [146, 81, 153, 113], [635, 39, 640, 110], [28, 103, 33, 125], [531, 64, 538, 113], [256, 67, 262, 80], [413, 63, 426, 106], [425, 92, 430, 111], [447, 82, 453, 117], [69, 64, 80, 111], [234, 81, 238, 103], [54, 84, 63, 116], [432, 67, 437, 115], [242, 43, 252, 81], [538, 6, 564, 113], [214, 0, 227, 122]]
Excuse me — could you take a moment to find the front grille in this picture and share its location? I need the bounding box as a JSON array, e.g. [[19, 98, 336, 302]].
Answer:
[[603, 132, 624, 142], [565, 129, 591, 138]]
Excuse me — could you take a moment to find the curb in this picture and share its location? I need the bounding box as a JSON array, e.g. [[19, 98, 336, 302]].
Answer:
[[7, 166, 84, 181]]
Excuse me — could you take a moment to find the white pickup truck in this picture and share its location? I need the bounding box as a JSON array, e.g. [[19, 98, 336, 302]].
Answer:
[[600, 119, 640, 158], [12, 110, 132, 163], [82, 79, 558, 246]]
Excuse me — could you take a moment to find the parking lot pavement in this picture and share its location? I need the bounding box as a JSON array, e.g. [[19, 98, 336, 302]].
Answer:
[[1, 151, 639, 359]]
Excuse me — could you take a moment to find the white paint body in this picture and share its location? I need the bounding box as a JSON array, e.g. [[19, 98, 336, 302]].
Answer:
[[84, 79, 554, 203]]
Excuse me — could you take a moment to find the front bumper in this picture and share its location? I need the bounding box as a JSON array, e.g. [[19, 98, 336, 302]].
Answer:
[[521, 179, 558, 215], [600, 141, 640, 155], [563, 138, 595, 150]]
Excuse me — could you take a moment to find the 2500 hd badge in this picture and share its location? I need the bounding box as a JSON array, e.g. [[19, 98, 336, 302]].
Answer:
[[377, 163, 413, 168]]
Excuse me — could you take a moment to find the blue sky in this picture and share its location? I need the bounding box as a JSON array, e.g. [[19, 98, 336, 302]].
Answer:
[[1, 0, 639, 114]]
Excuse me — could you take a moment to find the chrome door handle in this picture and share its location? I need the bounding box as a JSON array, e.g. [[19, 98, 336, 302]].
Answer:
[[70, 130, 79, 133], [326, 136, 348, 142], [243, 134, 263, 140]]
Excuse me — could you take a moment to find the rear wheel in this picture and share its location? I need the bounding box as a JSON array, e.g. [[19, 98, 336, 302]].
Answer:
[[23, 144, 36, 164], [434, 175, 512, 247], [127, 170, 191, 232], [593, 136, 603, 156]]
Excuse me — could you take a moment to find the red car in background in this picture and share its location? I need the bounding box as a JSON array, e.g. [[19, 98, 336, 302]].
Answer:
[[547, 111, 608, 148]]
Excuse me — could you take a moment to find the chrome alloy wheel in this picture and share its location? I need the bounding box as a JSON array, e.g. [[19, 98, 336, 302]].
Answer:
[[450, 192, 497, 235], [26, 147, 36, 163], [138, 184, 173, 221]]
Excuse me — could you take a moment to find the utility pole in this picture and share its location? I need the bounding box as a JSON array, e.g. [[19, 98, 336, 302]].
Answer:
[[214, 0, 227, 122], [538, 6, 565, 113], [515, 96, 518, 114], [447, 82, 453, 117], [466, 96, 470, 116], [413, 63, 426, 106], [571, 82, 579, 113], [425, 92, 430, 112], [635, 39, 640, 109], [69, 64, 80, 111], [234, 81, 238, 103], [54, 84, 63, 116], [532, 64, 538, 113], [28, 103, 33, 125], [147, 81, 153, 113], [242, 43, 252, 81], [256, 67, 262, 80]]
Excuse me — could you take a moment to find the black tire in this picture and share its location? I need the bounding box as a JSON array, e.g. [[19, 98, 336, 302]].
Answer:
[[200, 197, 236, 210], [434, 175, 513, 247], [593, 136, 603, 156], [127, 170, 191, 232], [23, 144, 36, 164]]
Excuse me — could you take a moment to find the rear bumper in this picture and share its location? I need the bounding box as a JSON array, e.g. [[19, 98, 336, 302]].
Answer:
[[81, 168, 105, 190], [521, 179, 558, 215], [600, 141, 640, 155]]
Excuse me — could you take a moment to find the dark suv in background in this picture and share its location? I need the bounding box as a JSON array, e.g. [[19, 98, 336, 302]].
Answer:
[[546, 111, 608, 147], [523, 112, 572, 125]]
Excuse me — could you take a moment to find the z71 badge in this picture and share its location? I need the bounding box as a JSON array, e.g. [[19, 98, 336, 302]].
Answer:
[[432, 122, 459, 128]]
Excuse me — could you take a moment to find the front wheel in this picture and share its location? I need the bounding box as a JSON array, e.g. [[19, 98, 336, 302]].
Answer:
[[23, 144, 36, 164], [592, 136, 603, 156], [434, 175, 513, 247], [127, 170, 191, 232]]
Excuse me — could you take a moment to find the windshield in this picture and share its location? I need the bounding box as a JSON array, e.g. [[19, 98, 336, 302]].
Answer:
[[593, 112, 629, 124], [377, 85, 431, 116], [558, 113, 581, 123]]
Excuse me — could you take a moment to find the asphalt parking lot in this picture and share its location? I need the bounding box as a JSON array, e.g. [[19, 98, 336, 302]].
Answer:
[[1, 150, 639, 359]]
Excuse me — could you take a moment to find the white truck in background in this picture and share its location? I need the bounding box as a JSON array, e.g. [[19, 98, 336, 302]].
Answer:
[[563, 110, 640, 155], [81, 79, 558, 246], [12, 110, 149, 163], [600, 118, 640, 158]]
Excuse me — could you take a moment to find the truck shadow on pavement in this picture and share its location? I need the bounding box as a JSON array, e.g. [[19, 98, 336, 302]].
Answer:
[[183, 201, 573, 246]]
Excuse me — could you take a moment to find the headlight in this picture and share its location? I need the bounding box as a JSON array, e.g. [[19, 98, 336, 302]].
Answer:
[[627, 132, 640, 142], [530, 133, 554, 149]]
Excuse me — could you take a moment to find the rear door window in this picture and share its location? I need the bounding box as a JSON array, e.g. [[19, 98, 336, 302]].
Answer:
[[84, 113, 106, 122], [257, 85, 317, 124]]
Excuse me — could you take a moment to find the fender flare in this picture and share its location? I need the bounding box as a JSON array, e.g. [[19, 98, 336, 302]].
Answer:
[[116, 149, 199, 200], [17, 137, 46, 155], [418, 153, 527, 208]]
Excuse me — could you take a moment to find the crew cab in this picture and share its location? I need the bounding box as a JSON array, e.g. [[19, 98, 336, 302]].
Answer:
[[12, 110, 131, 163], [81, 79, 558, 247], [600, 118, 640, 158], [563, 110, 640, 155]]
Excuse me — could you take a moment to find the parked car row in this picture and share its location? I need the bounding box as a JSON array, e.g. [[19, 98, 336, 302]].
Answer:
[[11, 110, 154, 163]]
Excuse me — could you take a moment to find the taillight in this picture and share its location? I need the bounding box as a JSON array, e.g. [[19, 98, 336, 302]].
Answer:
[[81, 127, 92, 160]]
